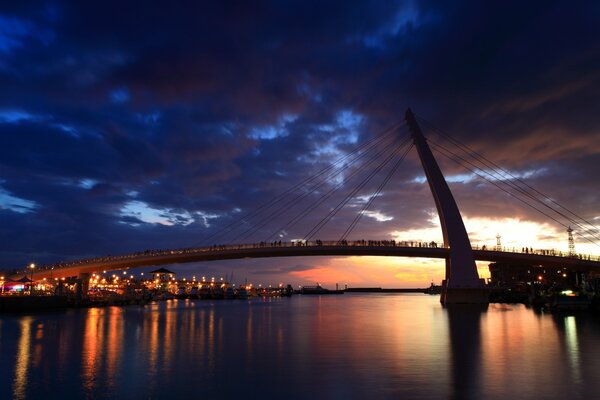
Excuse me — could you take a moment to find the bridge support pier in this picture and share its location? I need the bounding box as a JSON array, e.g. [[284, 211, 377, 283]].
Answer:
[[441, 279, 489, 304], [77, 272, 90, 299]]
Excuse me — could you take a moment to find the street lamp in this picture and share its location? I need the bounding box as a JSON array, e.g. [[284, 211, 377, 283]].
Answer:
[[29, 263, 35, 294]]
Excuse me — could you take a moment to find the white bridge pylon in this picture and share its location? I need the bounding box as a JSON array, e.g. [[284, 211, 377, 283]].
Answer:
[[405, 109, 488, 304]]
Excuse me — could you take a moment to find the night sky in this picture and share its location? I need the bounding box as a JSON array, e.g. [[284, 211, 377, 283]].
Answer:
[[1, 1, 599, 287]]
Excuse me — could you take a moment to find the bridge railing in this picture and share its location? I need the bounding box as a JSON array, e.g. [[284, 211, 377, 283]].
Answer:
[[13, 239, 600, 276], [15, 239, 447, 274]]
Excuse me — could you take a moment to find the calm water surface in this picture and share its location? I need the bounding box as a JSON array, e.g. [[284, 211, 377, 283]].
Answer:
[[1, 294, 600, 399]]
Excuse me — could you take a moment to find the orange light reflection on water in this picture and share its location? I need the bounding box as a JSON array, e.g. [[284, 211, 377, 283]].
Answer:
[[32, 323, 44, 368], [163, 302, 175, 373], [290, 295, 450, 395], [479, 304, 580, 398], [144, 303, 160, 394], [105, 307, 124, 392], [82, 308, 104, 393], [13, 316, 32, 400]]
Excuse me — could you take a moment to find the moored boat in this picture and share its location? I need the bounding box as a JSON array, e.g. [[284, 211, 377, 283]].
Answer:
[[548, 291, 591, 311], [236, 287, 249, 299], [224, 286, 235, 299]]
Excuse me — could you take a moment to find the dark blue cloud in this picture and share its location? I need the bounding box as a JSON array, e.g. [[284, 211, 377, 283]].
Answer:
[[1, 0, 599, 275]]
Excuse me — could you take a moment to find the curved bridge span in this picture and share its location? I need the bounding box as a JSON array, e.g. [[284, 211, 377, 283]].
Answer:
[[18, 243, 600, 280]]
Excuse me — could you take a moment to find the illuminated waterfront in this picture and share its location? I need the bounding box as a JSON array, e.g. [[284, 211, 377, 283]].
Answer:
[[1, 294, 600, 399]]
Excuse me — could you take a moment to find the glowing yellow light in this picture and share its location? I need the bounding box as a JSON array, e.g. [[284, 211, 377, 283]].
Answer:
[[538, 276, 543, 280]]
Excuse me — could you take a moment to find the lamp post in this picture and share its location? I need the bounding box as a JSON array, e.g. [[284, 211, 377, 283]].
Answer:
[[1, 276, 4, 294], [29, 263, 35, 295]]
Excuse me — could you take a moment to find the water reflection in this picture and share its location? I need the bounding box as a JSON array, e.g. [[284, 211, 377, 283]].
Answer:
[[32, 323, 44, 368], [563, 316, 582, 384], [2, 296, 600, 399], [106, 308, 124, 392], [446, 305, 485, 400], [13, 316, 32, 400], [82, 308, 103, 393], [145, 303, 160, 394]]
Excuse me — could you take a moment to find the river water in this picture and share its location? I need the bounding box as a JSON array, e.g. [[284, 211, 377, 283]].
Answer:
[[1, 294, 599, 399]]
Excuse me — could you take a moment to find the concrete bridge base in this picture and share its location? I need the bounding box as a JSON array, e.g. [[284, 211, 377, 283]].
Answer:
[[441, 279, 489, 305]]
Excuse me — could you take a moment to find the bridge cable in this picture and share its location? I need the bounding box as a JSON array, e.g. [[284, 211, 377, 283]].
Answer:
[[418, 114, 600, 232], [429, 140, 600, 249], [198, 122, 401, 246], [423, 123, 600, 243], [428, 140, 571, 229], [303, 138, 412, 242], [417, 115, 600, 242], [232, 126, 406, 243], [248, 126, 409, 243], [266, 133, 412, 242], [231, 124, 409, 243], [422, 127, 600, 245], [428, 139, 600, 247], [339, 143, 414, 242], [304, 140, 411, 242], [195, 121, 405, 246]]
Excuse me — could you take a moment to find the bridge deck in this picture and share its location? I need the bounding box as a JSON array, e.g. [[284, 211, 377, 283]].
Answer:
[[13, 243, 600, 280]]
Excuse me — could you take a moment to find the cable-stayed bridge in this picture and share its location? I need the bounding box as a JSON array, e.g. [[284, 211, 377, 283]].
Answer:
[[10, 109, 600, 304], [24, 240, 600, 277]]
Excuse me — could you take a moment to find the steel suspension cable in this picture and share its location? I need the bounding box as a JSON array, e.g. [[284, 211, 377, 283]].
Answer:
[[417, 115, 600, 241], [304, 138, 411, 242], [232, 125, 407, 243], [339, 143, 414, 242], [197, 121, 404, 246], [427, 135, 600, 244], [429, 141, 600, 249], [267, 133, 412, 242], [426, 126, 600, 243]]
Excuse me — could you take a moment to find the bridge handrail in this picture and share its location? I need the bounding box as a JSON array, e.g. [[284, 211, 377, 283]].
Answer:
[[12, 239, 600, 275], [14, 239, 444, 273]]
